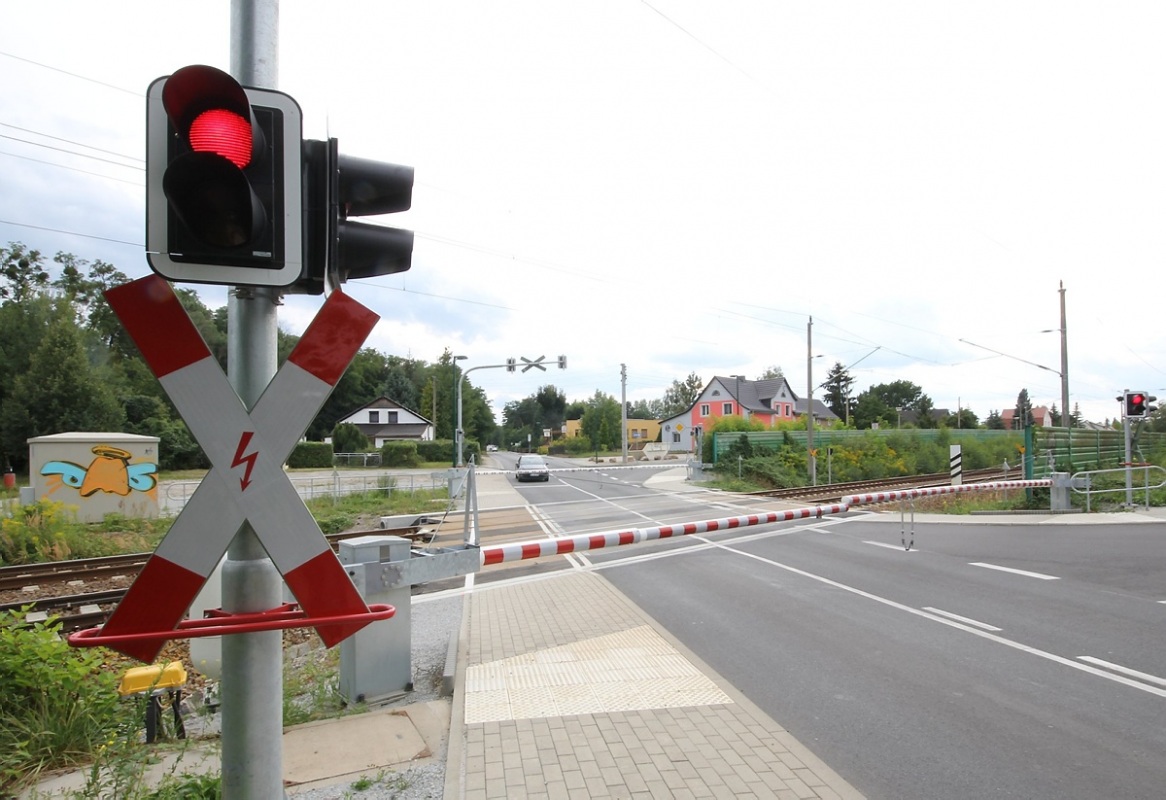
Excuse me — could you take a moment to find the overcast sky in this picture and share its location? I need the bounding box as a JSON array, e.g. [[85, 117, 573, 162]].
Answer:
[[3, 2, 1164, 425]]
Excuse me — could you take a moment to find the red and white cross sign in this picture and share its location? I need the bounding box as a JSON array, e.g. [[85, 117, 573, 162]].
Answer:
[[97, 275, 379, 662]]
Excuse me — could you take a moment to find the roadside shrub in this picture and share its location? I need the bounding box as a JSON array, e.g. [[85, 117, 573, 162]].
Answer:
[[381, 440, 421, 467], [331, 422, 369, 454], [287, 441, 333, 468], [0, 608, 122, 794], [0, 498, 78, 565], [415, 439, 454, 463]]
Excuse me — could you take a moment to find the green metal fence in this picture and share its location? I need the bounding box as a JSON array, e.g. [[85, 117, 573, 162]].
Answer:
[[711, 426, 1166, 478]]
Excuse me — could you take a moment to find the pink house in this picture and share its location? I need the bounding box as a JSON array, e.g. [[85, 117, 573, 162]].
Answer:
[[659, 375, 838, 452]]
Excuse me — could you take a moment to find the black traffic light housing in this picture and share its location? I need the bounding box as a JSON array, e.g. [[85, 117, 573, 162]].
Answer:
[[145, 65, 303, 287], [1124, 391, 1157, 419], [296, 138, 414, 295]]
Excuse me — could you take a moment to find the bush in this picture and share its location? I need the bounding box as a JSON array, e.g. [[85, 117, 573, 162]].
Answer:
[[381, 440, 421, 467], [415, 439, 454, 463], [331, 422, 369, 454], [0, 608, 122, 794], [287, 441, 333, 468], [0, 498, 78, 565]]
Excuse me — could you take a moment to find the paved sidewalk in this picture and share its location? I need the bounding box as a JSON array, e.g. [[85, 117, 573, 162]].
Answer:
[[446, 569, 862, 799]]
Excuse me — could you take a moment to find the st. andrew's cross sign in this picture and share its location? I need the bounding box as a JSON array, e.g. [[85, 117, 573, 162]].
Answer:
[[95, 275, 378, 662]]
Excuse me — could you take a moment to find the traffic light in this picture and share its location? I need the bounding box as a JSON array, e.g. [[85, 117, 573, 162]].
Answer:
[[1125, 391, 1156, 419], [297, 138, 414, 295], [145, 65, 303, 287], [506, 358, 517, 373], [557, 355, 567, 369]]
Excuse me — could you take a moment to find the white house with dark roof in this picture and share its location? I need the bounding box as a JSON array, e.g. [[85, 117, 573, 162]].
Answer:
[[334, 396, 433, 447]]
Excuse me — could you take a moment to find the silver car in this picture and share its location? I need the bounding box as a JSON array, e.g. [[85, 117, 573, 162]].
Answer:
[[515, 454, 550, 482]]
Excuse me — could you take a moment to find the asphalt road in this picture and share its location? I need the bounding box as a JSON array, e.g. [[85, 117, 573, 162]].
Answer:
[[596, 514, 1166, 799]]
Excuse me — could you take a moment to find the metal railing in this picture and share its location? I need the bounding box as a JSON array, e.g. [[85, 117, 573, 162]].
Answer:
[[1071, 465, 1166, 511], [162, 470, 445, 513]]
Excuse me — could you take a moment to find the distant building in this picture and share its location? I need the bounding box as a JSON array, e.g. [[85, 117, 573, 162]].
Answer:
[[659, 375, 838, 453], [565, 418, 661, 444], [334, 396, 433, 447], [1000, 405, 1055, 429]]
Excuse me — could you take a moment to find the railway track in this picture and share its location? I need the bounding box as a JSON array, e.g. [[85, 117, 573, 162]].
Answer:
[[0, 525, 443, 632], [751, 467, 1020, 504]]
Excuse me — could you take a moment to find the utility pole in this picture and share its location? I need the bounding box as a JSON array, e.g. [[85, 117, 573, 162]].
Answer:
[[807, 316, 816, 485], [621, 363, 628, 464], [1059, 281, 1070, 428], [222, 0, 283, 795]]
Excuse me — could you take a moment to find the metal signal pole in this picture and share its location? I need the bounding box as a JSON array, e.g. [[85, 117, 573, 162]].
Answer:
[[223, 0, 284, 795]]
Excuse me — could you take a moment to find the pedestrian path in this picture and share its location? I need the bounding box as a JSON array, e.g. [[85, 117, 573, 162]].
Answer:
[[447, 569, 862, 799]]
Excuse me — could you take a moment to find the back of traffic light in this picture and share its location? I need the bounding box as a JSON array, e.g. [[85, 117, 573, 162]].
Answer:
[[298, 138, 414, 295]]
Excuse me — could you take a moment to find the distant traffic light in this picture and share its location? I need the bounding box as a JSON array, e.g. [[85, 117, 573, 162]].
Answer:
[[557, 355, 567, 370], [145, 65, 303, 287], [298, 138, 414, 295], [506, 358, 517, 373], [1124, 391, 1155, 419]]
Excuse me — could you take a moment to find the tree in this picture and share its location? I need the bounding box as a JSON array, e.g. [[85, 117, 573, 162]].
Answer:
[[948, 407, 979, 429], [628, 398, 664, 420], [985, 409, 1005, 430], [661, 372, 703, 417], [0, 317, 124, 469], [332, 422, 369, 453], [0, 242, 50, 301], [821, 362, 855, 421], [1014, 388, 1034, 429], [579, 390, 622, 450], [758, 365, 785, 381], [914, 394, 937, 428]]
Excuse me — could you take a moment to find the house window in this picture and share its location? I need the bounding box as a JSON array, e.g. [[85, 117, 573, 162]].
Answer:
[[387, 411, 398, 424], [723, 402, 733, 415], [700, 404, 710, 417], [368, 411, 379, 424], [672, 432, 681, 443]]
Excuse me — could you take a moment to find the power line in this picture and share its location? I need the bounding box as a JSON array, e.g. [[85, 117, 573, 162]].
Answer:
[[0, 219, 139, 248], [0, 50, 140, 96], [0, 133, 142, 170], [0, 122, 142, 163], [0, 149, 142, 186]]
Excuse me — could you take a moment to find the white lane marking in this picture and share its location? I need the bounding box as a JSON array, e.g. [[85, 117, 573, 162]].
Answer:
[[713, 543, 1166, 699], [528, 504, 590, 569], [924, 607, 1002, 632], [970, 562, 1060, 580], [1078, 657, 1166, 688], [865, 540, 917, 552]]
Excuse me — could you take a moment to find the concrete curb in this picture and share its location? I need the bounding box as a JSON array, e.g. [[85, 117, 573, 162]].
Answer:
[[440, 590, 472, 799]]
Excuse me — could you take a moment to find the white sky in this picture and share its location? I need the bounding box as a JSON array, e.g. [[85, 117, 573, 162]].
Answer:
[[3, 2, 1164, 425]]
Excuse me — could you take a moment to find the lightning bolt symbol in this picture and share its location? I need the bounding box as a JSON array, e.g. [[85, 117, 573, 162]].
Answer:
[[231, 431, 259, 491]]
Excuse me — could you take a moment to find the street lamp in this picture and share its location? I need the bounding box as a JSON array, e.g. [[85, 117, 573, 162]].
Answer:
[[455, 354, 564, 467], [453, 355, 467, 467]]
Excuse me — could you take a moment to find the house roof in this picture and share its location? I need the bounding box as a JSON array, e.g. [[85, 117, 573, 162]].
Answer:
[[712, 375, 839, 421], [340, 395, 432, 425], [354, 423, 431, 440]]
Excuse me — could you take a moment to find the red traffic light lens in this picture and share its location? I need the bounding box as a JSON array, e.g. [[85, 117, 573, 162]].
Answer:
[[188, 109, 252, 168], [1132, 394, 1145, 405]]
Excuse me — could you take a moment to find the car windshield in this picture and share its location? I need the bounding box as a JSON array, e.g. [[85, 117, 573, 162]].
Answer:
[[518, 456, 545, 467]]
